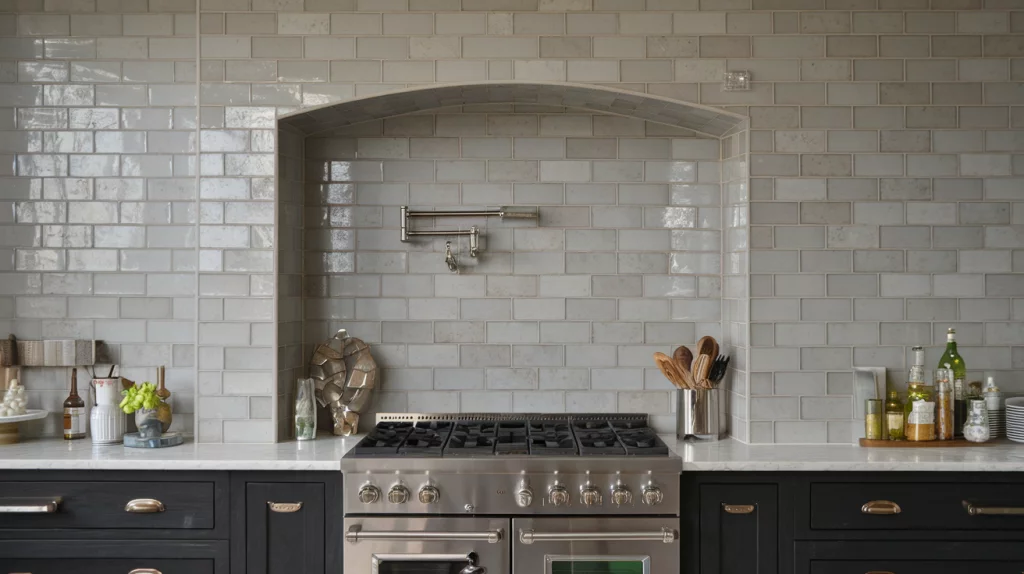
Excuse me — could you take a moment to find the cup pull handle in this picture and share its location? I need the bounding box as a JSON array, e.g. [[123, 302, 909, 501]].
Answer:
[[125, 499, 165, 513], [268, 501, 303, 513], [723, 504, 755, 514], [861, 500, 901, 515], [128, 569, 162, 574]]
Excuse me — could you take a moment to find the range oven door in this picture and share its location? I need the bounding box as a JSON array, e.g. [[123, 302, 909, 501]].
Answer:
[[344, 517, 510, 574], [512, 518, 679, 574]]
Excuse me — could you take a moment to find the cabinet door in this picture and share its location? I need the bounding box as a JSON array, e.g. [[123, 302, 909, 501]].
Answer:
[[699, 484, 778, 574], [245, 482, 325, 574]]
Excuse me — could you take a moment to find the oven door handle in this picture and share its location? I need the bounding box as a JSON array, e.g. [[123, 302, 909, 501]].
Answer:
[[347, 525, 504, 544], [518, 528, 678, 544], [371, 554, 486, 574]]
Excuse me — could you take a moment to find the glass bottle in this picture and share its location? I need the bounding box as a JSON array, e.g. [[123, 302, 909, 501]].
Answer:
[[937, 328, 966, 436], [294, 378, 317, 441], [935, 370, 954, 441], [963, 399, 990, 443], [865, 399, 883, 440], [63, 367, 86, 440], [884, 390, 905, 440], [905, 378, 935, 442]]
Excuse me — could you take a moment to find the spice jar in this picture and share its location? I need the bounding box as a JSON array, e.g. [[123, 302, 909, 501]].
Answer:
[[884, 390, 905, 441], [963, 399, 990, 443], [865, 399, 883, 440], [935, 370, 954, 441]]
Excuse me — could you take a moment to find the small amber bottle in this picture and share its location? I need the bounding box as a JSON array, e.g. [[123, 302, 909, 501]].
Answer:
[[884, 390, 905, 441], [62, 367, 86, 440]]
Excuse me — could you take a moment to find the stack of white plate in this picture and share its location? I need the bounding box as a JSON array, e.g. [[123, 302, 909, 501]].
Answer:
[[989, 408, 1005, 439], [1006, 398, 1024, 443]]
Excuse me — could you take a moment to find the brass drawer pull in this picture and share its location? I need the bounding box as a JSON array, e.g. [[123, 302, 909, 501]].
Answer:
[[861, 500, 901, 515], [268, 501, 303, 513], [963, 500, 1024, 516], [723, 504, 755, 514], [0, 497, 61, 513], [128, 569, 162, 574], [125, 498, 165, 513]]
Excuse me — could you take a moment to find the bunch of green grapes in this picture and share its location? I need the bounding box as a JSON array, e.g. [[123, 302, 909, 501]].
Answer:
[[120, 382, 160, 414]]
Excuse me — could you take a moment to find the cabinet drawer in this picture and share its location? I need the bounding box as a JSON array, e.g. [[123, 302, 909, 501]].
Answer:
[[0, 480, 215, 531], [810, 482, 1024, 531], [0, 540, 227, 574], [796, 541, 1024, 574], [1, 558, 214, 574]]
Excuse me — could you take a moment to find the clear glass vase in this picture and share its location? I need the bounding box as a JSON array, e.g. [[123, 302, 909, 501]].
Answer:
[[295, 378, 317, 441], [963, 398, 990, 443]]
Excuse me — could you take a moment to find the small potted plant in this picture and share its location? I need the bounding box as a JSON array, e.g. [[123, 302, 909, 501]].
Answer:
[[120, 382, 164, 439]]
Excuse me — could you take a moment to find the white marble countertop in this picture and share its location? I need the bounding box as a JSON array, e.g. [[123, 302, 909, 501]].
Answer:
[[4, 434, 1024, 472], [0, 434, 361, 471], [674, 437, 1024, 472]]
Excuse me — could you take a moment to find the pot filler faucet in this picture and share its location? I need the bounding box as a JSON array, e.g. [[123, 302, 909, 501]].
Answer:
[[400, 206, 539, 272]]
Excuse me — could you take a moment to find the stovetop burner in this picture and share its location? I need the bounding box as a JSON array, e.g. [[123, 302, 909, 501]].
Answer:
[[349, 414, 669, 458]]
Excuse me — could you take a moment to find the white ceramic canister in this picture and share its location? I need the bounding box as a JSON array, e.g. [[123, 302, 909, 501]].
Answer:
[[90, 378, 125, 445]]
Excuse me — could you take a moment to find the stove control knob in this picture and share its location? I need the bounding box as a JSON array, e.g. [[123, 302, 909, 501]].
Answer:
[[418, 485, 440, 505], [611, 486, 633, 507], [358, 484, 381, 505], [387, 484, 410, 505], [548, 484, 570, 507], [580, 485, 603, 507], [515, 487, 534, 508], [641, 485, 664, 507]]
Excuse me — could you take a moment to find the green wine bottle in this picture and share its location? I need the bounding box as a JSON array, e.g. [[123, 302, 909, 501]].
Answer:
[[937, 327, 966, 436]]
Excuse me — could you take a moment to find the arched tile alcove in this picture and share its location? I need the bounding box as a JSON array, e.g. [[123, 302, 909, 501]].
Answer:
[[275, 82, 751, 442]]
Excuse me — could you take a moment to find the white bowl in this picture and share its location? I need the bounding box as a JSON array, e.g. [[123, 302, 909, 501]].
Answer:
[[1005, 397, 1024, 408]]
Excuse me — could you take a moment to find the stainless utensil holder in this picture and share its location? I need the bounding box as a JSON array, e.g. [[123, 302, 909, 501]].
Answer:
[[677, 388, 726, 441]]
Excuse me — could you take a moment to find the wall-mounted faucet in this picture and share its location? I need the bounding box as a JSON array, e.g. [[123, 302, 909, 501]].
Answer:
[[398, 206, 539, 263]]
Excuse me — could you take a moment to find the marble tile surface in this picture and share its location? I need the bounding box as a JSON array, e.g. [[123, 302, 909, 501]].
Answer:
[[0, 434, 361, 471], [674, 437, 1024, 472]]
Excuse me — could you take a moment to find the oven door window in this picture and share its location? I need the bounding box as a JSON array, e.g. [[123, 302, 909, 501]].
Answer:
[[547, 556, 650, 574], [373, 553, 481, 574]]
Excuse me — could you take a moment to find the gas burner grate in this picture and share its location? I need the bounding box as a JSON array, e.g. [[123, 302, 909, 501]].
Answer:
[[444, 422, 498, 457], [573, 421, 625, 455], [397, 421, 453, 457], [529, 422, 577, 456], [350, 414, 670, 458], [495, 422, 529, 455], [350, 422, 414, 457]]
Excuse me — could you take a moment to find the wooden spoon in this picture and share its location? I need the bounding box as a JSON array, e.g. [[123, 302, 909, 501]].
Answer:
[[653, 352, 684, 388], [672, 346, 693, 372], [694, 336, 718, 364]]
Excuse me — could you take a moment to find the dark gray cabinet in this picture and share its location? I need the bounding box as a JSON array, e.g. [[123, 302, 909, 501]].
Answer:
[[0, 470, 340, 574], [687, 472, 1024, 574], [698, 483, 777, 574], [243, 482, 326, 574]]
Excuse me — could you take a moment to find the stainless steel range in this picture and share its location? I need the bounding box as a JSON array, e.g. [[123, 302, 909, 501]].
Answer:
[[341, 413, 680, 574]]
